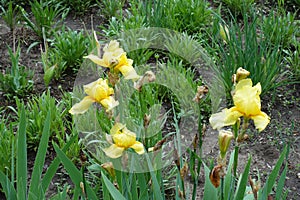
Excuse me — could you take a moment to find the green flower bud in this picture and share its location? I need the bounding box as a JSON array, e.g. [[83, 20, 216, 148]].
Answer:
[[218, 130, 234, 158]]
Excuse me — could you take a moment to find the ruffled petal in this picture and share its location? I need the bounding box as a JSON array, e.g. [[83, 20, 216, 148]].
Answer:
[[103, 144, 125, 158], [84, 78, 100, 97], [84, 54, 109, 67], [233, 83, 261, 116], [209, 108, 242, 130], [130, 141, 145, 155], [118, 65, 140, 80], [110, 123, 125, 135], [225, 107, 243, 126], [104, 40, 124, 57], [251, 111, 270, 132], [100, 96, 119, 112], [235, 78, 252, 91], [69, 96, 94, 115]]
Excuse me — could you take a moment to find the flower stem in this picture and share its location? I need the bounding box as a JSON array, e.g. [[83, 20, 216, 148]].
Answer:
[[232, 122, 239, 177], [233, 144, 239, 177], [221, 177, 224, 200]]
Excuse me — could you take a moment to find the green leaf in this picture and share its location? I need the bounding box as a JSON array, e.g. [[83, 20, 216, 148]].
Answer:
[[17, 106, 27, 200], [145, 154, 164, 200], [28, 111, 51, 200], [0, 170, 17, 199], [136, 173, 149, 200], [44, 65, 57, 86], [101, 171, 127, 200], [203, 163, 218, 200], [41, 135, 78, 196], [224, 149, 235, 200], [275, 164, 287, 200], [53, 143, 98, 199], [259, 146, 287, 199], [234, 155, 252, 200]]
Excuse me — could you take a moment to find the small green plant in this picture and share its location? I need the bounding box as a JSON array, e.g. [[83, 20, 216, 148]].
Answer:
[[284, 43, 300, 80], [124, 0, 212, 34], [165, 0, 212, 34], [12, 91, 69, 149], [0, 45, 34, 99], [59, 0, 94, 15], [212, 12, 283, 98], [0, 106, 86, 199], [20, 0, 69, 41], [0, 1, 22, 32], [0, 119, 15, 175], [222, 0, 255, 15], [42, 27, 90, 85], [263, 10, 297, 48], [203, 146, 289, 200], [97, 0, 125, 19]]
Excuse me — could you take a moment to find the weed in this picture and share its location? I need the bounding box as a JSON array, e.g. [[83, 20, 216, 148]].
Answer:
[[0, 119, 15, 175], [211, 11, 284, 99], [0, 45, 34, 99], [0, 1, 22, 32], [97, 0, 125, 19], [20, 0, 69, 41], [60, 0, 94, 15], [42, 27, 90, 85], [222, 0, 255, 15], [262, 10, 297, 48], [13, 91, 70, 149]]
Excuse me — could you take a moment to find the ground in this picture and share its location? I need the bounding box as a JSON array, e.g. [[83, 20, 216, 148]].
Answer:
[[0, 4, 299, 200]]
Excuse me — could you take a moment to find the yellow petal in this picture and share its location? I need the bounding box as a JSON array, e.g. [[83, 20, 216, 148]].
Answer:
[[113, 128, 136, 148], [84, 79, 99, 96], [209, 108, 242, 130], [110, 123, 126, 135], [251, 111, 270, 132], [130, 141, 145, 155], [209, 109, 228, 130], [100, 96, 119, 112], [233, 83, 261, 116], [69, 96, 94, 115], [225, 107, 243, 126], [103, 144, 125, 158], [104, 40, 124, 56], [118, 65, 140, 80], [253, 82, 262, 96], [84, 54, 110, 67], [235, 78, 252, 91], [84, 79, 114, 103]]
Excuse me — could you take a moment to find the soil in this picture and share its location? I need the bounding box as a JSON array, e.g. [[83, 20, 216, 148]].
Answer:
[[0, 3, 299, 200]]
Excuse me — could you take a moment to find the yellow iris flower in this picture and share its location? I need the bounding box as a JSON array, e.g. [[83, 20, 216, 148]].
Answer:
[[84, 39, 140, 80], [210, 78, 270, 132], [104, 123, 145, 158], [69, 78, 119, 114]]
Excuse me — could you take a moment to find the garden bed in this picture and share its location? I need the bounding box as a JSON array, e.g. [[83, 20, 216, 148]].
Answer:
[[0, 0, 299, 199]]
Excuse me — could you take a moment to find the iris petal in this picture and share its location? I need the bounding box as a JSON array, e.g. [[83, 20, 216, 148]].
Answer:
[[100, 96, 119, 112], [84, 54, 109, 67], [69, 96, 94, 114], [209, 108, 243, 130], [103, 144, 125, 158], [251, 111, 270, 132], [130, 141, 145, 154]]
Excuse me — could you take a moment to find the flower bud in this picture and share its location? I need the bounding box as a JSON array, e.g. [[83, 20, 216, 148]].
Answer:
[[219, 23, 230, 44], [134, 71, 156, 91], [236, 67, 250, 83], [218, 130, 234, 158], [101, 162, 115, 178], [193, 85, 208, 103]]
